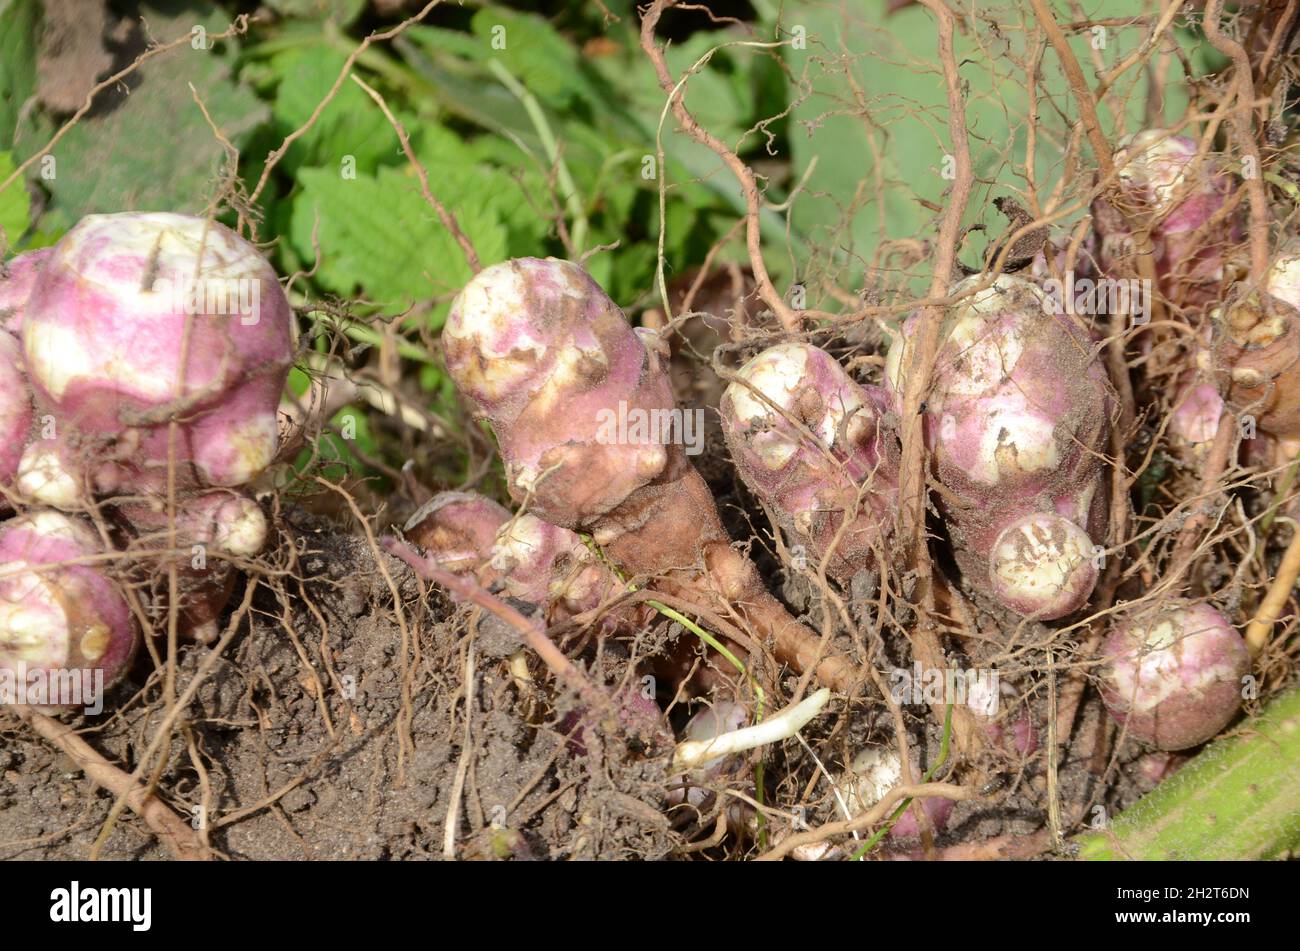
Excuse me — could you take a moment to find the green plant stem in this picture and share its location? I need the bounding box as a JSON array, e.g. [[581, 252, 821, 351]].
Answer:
[[487, 59, 589, 254], [1076, 686, 1300, 860]]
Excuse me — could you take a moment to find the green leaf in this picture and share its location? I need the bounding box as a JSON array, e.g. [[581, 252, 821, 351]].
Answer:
[[0, 151, 30, 246], [0, 0, 39, 150], [288, 158, 529, 319], [266, 44, 397, 176], [468, 7, 590, 111], [785, 2, 1198, 290], [38, 7, 268, 219]]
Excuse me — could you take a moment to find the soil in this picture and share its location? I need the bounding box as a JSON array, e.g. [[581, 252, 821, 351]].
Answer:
[[0, 499, 1163, 861]]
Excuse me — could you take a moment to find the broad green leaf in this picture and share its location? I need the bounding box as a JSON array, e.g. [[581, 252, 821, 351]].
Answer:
[[40, 7, 268, 219], [288, 160, 528, 319], [785, 2, 1201, 291], [267, 44, 396, 175]]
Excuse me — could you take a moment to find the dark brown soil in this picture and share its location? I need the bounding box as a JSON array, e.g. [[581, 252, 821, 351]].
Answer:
[[0, 497, 1169, 861]]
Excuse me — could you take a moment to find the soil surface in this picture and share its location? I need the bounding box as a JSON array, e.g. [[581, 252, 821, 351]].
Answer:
[[0, 505, 1158, 861]]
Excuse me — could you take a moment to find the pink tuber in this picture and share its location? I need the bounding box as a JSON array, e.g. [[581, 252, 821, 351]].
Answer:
[[19, 212, 294, 497], [1093, 129, 1240, 310], [113, 490, 268, 642], [404, 489, 634, 628], [887, 274, 1115, 619], [1101, 602, 1249, 751], [0, 333, 32, 492], [441, 257, 859, 691], [720, 341, 898, 582], [0, 248, 51, 334], [0, 510, 139, 709]]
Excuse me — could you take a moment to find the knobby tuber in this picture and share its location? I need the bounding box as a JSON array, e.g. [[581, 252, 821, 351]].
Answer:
[[404, 489, 633, 627], [1211, 244, 1300, 447], [441, 257, 859, 691], [887, 274, 1116, 619], [20, 212, 294, 497], [720, 341, 898, 583], [0, 510, 139, 709], [1100, 602, 1249, 751], [1094, 129, 1241, 311]]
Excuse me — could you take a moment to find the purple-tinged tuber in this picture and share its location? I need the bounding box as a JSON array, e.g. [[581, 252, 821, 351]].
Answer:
[[887, 274, 1115, 619], [1093, 129, 1240, 310], [720, 341, 898, 582], [442, 257, 858, 691], [0, 333, 32, 491], [0, 510, 139, 709], [404, 491, 511, 576], [20, 213, 294, 492], [113, 490, 268, 642], [1210, 244, 1300, 446], [1101, 603, 1249, 751], [0, 248, 51, 334], [404, 490, 633, 628]]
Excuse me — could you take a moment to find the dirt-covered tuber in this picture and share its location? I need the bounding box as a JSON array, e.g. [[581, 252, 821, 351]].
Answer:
[[887, 274, 1115, 619], [442, 257, 860, 691], [1101, 603, 1249, 751]]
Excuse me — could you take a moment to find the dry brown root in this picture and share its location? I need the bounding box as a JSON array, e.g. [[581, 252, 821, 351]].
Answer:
[[15, 707, 206, 860]]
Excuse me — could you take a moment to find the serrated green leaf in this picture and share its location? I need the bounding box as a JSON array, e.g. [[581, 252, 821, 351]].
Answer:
[[469, 7, 588, 111], [288, 161, 521, 318], [267, 44, 396, 175]]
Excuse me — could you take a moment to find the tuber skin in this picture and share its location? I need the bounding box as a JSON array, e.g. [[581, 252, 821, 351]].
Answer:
[[404, 491, 511, 576], [1093, 129, 1240, 310], [838, 746, 953, 844], [1101, 603, 1249, 751], [887, 274, 1115, 619], [0, 248, 51, 334], [0, 510, 139, 710], [665, 701, 752, 821], [20, 213, 294, 494], [404, 489, 636, 629], [0, 332, 33, 492], [720, 341, 898, 582], [1169, 379, 1225, 446], [442, 257, 859, 691]]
